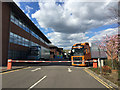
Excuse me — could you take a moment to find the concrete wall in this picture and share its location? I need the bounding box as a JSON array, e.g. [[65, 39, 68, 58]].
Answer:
[[0, 1, 2, 67], [2, 2, 11, 66]]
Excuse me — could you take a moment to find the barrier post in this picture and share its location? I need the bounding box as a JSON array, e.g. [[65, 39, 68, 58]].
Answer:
[[7, 59, 12, 70], [93, 59, 97, 68]]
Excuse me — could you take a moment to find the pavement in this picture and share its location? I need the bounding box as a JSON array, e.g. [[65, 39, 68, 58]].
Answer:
[[0, 62, 53, 72], [0, 66, 28, 73], [86, 68, 119, 89], [1, 64, 119, 89]]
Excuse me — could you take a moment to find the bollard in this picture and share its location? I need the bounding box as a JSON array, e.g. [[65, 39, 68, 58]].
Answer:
[[93, 59, 97, 68], [7, 59, 12, 70]]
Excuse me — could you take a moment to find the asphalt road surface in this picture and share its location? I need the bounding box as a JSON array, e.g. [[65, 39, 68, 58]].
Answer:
[[2, 65, 109, 89]]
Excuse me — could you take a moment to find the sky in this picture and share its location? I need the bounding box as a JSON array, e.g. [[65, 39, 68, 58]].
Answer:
[[13, 0, 119, 49]]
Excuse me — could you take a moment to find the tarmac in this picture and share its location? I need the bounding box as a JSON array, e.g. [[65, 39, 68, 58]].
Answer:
[[0, 63, 119, 89], [0, 66, 28, 73]]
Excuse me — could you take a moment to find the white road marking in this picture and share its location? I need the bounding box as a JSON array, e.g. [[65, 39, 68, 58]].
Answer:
[[68, 68, 72, 72], [75, 67, 85, 68], [28, 75, 47, 90], [31, 68, 41, 72]]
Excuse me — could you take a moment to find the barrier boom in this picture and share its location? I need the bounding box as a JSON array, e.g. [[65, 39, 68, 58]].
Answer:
[[7, 59, 97, 70]]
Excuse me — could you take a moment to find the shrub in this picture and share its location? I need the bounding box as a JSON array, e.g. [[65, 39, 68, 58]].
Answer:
[[102, 65, 112, 74], [104, 59, 119, 70]]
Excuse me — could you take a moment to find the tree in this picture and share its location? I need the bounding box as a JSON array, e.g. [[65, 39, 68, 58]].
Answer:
[[108, 1, 120, 85], [108, 1, 120, 25], [96, 34, 120, 69]]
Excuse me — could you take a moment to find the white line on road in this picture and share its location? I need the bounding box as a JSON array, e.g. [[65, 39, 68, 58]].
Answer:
[[28, 75, 47, 90], [68, 68, 72, 72], [31, 68, 41, 72]]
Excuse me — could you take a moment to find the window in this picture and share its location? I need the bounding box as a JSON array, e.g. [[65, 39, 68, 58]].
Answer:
[[26, 27, 29, 33], [31, 42, 34, 46], [41, 38, 44, 43], [45, 42, 48, 45], [31, 31, 34, 36], [33, 33, 36, 37], [24, 25, 28, 32], [18, 36, 22, 45], [11, 12, 36, 36], [10, 14, 14, 23], [29, 41, 32, 47], [39, 37, 42, 41], [22, 38, 25, 46], [9, 32, 31, 47], [19, 21, 23, 28], [9, 32, 14, 43], [14, 34, 18, 44], [14, 17, 19, 25], [24, 39, 29, 47], [33, 42, 36, 46], [31, 31, 39, 39], [23, 24, 26, 30], [36, 35, 39, 40], [35, 43, 38, 46]]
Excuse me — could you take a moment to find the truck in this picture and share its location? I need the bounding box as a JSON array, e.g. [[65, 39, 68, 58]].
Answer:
[[71, 42, 91, 66]]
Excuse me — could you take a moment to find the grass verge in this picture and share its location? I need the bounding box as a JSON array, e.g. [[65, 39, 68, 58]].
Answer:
[[89, 67, 119, 86]]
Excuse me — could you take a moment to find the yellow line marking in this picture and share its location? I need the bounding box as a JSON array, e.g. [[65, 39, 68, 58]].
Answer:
[[85, 69, 113, 89], [84, 69, 114, 90], [85, 70, 113, 88], [85, 70, 110, 89], [1, 67, 31, 75]]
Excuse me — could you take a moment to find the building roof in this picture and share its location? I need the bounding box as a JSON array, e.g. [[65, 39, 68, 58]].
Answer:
[[58, 48, 63, 50], [9, 2, 51, 43], [91, 50, 107, 59], [91, 43, 107, 59], [49, 45, 58, 48]]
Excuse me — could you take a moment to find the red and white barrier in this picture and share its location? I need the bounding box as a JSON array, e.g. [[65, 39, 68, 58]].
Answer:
[[7, 59, 97, 70], [11, 60, 95, 63]]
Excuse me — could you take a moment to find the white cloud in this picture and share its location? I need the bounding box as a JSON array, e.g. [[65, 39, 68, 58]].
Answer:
[[25, 5, 33, 13], [32, 1, 118, 33], [13, 0, 119, 3], [87, 28, 118, 43], [24, 5, 33, 19], [31, 0, 118, 49], [47, 27, 118, 49], [47, 31, 89, 49]]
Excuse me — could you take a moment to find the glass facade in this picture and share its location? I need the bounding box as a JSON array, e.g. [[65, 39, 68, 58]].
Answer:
[[9, 32, 40, 59], [8, 12, 50, 60], [9, 32, 40, 47], [10, 13, 49, 45], [8, 50, 28, 59]]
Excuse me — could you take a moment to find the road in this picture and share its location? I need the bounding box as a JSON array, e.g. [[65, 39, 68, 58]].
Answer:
[[2, 65, 109, 89]]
